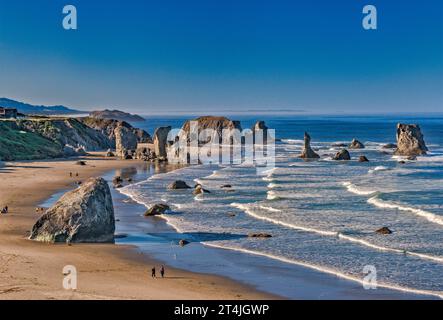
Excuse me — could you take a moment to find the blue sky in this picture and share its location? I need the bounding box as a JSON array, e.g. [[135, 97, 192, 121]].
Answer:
[[0, 0, 442, 114]]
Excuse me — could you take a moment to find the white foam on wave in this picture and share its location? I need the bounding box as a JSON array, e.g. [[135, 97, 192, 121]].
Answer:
[[342, 182, 377, 196], [259, 205, 282, 213], [368, 166, 389, 174], [203, 242, 443, 299], [267, 191, 281, 200], [267, 183, 278, 189], [368, 196, 443, 226], [281, 139, 304, 144], [232, 202, 443, 264]]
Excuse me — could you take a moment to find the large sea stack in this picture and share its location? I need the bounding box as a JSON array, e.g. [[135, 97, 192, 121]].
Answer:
[[154, 126, 172, 160], [300, 132, 320, 159], [394, 124, 428, 156], [29, 177, 115, 243]]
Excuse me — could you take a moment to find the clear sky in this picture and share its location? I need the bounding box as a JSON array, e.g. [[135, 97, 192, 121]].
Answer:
[[0, 0, 442, 114]]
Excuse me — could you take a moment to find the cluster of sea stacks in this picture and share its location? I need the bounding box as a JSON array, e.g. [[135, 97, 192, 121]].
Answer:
[[300, 123, 428, 161], [28, 118, 429, 244]]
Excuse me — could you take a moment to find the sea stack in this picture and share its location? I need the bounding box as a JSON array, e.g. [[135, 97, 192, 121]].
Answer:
[[154, 126, 172, 161], [29, 177, 115, 243], [300, 132, 320, 159], [333, 149, 351, 160], [115, 124, 138, 159], [349, 139, 365, 149], [394, 124, 428, 156]]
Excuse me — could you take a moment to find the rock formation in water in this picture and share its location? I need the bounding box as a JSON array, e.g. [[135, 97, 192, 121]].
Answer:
[[29, 177, 115, 243], [251, 120, 270, 145], [115, 124, 138, 159], [376, 227, 393, 235], [382, 143, 397, 149], [300, 132, 320, 159], [193, 184, 211, 195], [333, 149, 351, 160], [168, 180, 191, 189], [394, 123, 428, 156], [349, 139, 365, 149], [154, 126, 172, 161], [144, 204, 170, 216], [358, 155, 369, 162]]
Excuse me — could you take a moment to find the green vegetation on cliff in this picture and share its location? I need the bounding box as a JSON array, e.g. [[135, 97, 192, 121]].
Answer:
[[0, 121, 63, 161]]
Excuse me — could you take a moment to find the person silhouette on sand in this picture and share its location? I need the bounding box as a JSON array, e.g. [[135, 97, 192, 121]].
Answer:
[[151, 267, 156, 278], [160, 265, 165, 278]]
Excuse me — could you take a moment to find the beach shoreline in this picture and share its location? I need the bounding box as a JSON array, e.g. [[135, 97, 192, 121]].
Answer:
[[0, 154, 275, 300]]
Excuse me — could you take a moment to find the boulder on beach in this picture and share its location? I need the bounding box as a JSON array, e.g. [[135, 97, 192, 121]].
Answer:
[[358, 155, 369, 162], [394, 123, 428, 156], [106, 149, 115, 157], [376, 227, 393, 235], [168, 180, 191, 190], [299, 132, 320, 159], [333, 149, 351, 160], [76, 160, 86, 166], [144, 204, 170, 216], [248, 232, 272, 238], [349, 139, 365, 149], [29, 177, 115, 243]]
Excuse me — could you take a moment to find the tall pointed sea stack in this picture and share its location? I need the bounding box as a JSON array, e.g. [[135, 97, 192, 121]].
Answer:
[[300, 132, 320, 159]]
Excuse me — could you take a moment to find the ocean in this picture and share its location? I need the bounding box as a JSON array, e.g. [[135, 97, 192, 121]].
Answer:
[[119, 114, 443, 298]]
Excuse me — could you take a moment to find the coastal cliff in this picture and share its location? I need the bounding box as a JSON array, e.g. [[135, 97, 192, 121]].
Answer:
[[0, 117, 150, 161]]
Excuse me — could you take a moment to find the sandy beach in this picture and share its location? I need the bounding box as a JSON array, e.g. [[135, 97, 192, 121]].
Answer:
[[0, 154, 274, 300]]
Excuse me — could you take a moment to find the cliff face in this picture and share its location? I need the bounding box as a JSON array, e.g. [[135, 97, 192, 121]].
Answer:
[[17, 118, 112, 151], [79, 117, 151, 146]]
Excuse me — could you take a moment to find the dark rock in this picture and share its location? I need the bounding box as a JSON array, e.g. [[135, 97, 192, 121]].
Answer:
[[154, 126, 172, 161], [382, 143, 397, 149], [29, 177, 115, 243], [179, 239, 190, 246], [394, 123, 428, 156], [193, 184, 211, 195], [76, 160, 86, 166], [112, 176, 123, 185], [398, 160, 406, 164], [144, 204, 171, 216], [358, 155, 369, 162], [349, 139, 365, 149], [376, 227, 393, 235], [248, 232, 272, 238], [221, 184, 232, 188], [300, 132, 320, 159], [333, 149, 351, 160], [168, 180, 191, 190]]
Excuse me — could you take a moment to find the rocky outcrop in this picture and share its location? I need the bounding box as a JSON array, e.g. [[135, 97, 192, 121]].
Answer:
[[144, 204, 170, 216], [251, 121, 269, 144], [115, 124, 138, 159], [179, 116, 242, 145], [193, 184, 211, 195], [154, 126, 172, 160], [358, 155, 369, 162], [333, 149, 351, 160], [168, 180, 191, 189], [300, 132, 320, 159], [89, 109, 145, 122], [394, 124, 428, 156], [382, 143, 397, 149], [376, 227, 392, 235], [349, 139, 365, 149], [179, 239, 190, 246], [80, 117, 151, 147], [29, 177, 115, 243], [248, 232, 272, 238]]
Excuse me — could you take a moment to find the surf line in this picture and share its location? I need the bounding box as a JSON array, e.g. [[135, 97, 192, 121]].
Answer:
[[231, 203, 443, 264]]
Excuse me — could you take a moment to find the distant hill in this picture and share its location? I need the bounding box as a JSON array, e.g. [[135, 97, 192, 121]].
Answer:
[[89, 109, 145, 122], [0, 98, 84, 115]]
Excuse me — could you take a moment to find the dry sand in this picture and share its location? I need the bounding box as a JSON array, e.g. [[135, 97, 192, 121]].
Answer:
[[0, 154, 274, 300]]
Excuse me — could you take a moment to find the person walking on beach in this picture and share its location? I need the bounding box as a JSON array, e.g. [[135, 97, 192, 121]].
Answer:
[[70, 172, 72, 177], [151, 267, 156, 278], [160, 265, 165, 278]]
